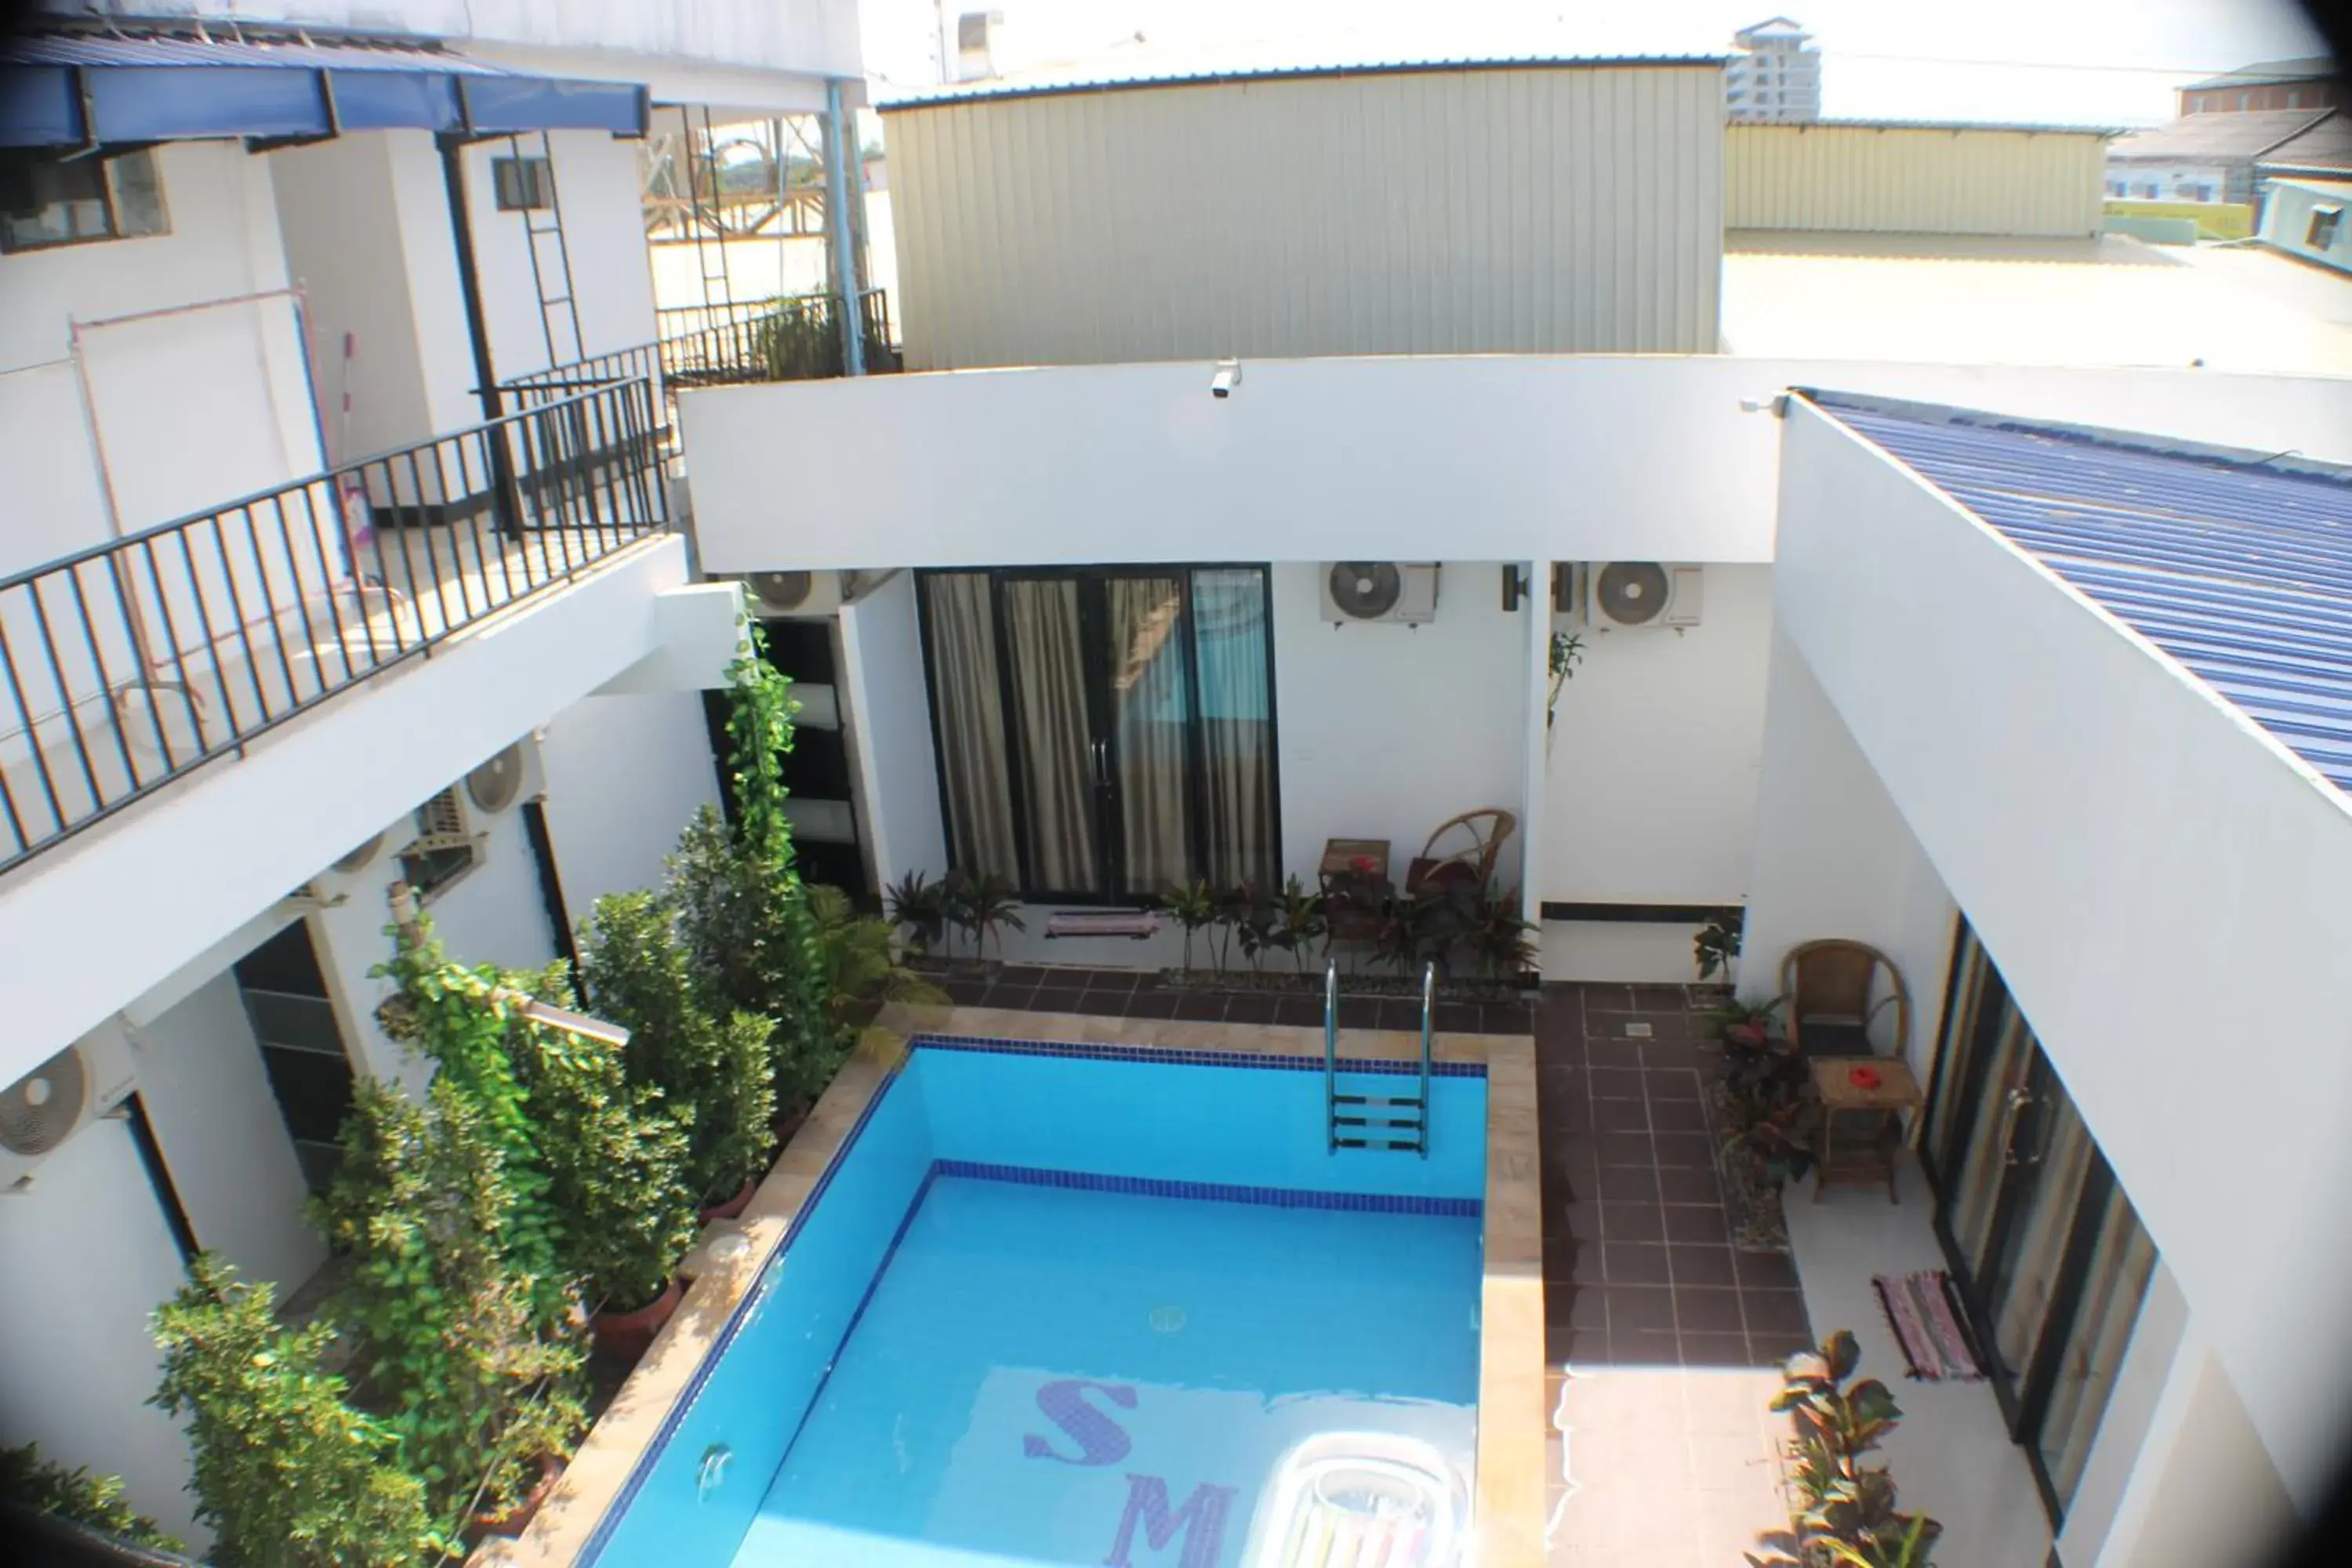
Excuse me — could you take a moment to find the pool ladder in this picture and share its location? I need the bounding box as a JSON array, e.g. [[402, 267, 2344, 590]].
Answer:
[[1323, 960, 1433, 1157]]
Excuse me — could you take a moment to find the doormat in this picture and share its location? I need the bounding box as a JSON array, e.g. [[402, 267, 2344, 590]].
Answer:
[[1872, 1269, 1986, 1381]]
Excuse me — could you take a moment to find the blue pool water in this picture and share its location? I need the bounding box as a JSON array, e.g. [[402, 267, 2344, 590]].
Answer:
[[587, 1038, 1487, 1568]]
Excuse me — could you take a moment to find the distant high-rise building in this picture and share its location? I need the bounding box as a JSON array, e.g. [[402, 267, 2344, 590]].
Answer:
[[1726, 16, 1822, 122]]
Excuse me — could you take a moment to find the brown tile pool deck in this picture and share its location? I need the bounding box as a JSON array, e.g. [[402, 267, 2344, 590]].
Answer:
[[1536, 984, 1802, 1566], [481, 1001, 1546, 1568]]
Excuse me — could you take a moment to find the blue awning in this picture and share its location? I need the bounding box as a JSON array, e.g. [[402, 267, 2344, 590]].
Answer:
[[0, 32, 648, 149]]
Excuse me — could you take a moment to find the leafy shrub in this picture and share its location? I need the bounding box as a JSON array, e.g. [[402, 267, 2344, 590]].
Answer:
[[312, 1076, 583, 1525], [0, 1443, 183, 1554], [581, 889, 777, 1204], [151, 1256, 436, 1568], [1772, 1330, 1942, 1567]]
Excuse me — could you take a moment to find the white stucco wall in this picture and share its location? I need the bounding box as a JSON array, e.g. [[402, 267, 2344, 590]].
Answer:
[[681, 358, 2352, 575], [1737, 629, 1958, 1065], [132, 977, 325, 1293], [0, 1118, 201, 1542], [460, 130, 661, 383], [837, 571, 948, 890], [1769, 396, 2352, 1514], [539, 689, 726, 923], [1272, 561, 1532, 892]]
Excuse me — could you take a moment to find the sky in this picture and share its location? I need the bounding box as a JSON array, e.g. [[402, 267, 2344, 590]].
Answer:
[[854, 0, 2334, 126]]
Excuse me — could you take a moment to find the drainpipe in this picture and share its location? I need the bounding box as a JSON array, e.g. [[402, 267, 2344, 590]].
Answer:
[[823, 78, 867, 376], [437, 134, 525, 536]]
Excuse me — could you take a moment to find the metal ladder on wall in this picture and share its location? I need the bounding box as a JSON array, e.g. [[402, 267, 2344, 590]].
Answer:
[[683, 105, 735, 318], [1324, 961, 1435, 1157], [508, 130, 586, 368]]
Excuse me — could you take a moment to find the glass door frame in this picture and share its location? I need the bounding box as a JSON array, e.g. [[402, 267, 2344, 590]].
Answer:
[[913, 564, 1283, 906], [1918, 914, 2135, 1526]]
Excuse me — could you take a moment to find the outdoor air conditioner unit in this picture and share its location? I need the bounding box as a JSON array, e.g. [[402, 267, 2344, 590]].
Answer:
[[463, 737, 543, 816], [1320, 562, 1440, 626], [1, 1022, 140, 1191], [1561, 562, 1704, 630], [739, 570, 880, 618]]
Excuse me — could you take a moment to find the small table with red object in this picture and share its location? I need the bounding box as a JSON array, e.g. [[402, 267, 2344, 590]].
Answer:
[[1809, 1056, 1923, 1204], [1318, 839, 1393, 945]]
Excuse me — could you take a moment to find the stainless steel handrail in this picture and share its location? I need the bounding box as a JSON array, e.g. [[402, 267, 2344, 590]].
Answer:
[[1419, 960, 1437, 1160], [1323, 960, 1339, 1152]]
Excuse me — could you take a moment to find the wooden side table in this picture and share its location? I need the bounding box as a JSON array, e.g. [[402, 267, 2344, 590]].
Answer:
[[1809, 1056, 1923, 1204], [1319, 839, 1394, 946]]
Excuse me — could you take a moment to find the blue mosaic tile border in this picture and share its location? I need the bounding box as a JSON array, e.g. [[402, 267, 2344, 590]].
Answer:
[[913, 1031, 1487, 1078], [935, 1158, 1483, 1218], [578, 1068, 904, 1564]]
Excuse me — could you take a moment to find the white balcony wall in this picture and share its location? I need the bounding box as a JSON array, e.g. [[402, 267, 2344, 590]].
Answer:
[[1767, 397, 2352, 1513], [0, 140, 321, 574], [883, 64, 1726, 369], [681, 357, 2352, 577], [0, 539, 741, 1090]]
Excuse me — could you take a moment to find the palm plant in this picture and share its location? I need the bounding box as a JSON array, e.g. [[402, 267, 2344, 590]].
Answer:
[[1465, 884, 1537, 980], [1270, 877, 1327, 973], [950, 870, 1025, 962], [883, 870, 949, 957], [807, 884, 948, 1082], [1161, 879, 1219, 971]]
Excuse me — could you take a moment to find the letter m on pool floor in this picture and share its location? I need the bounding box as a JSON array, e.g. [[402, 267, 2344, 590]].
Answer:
[[1103, 1475, 1237, 1568]]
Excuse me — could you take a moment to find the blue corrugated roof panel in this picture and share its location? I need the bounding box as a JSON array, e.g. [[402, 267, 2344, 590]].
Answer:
[[0, 30, 647, 145], [1807, 390, 2352, 799]]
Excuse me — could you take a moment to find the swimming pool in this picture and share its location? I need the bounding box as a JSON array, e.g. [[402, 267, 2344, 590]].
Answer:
[[581, 1036, 1490, 1568]]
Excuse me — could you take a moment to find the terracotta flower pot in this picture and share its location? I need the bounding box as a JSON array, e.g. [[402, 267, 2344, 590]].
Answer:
[[590, 1277, 683, 1363], [467, 1453, 563, 1545], [699, 1180, 757, 1224]]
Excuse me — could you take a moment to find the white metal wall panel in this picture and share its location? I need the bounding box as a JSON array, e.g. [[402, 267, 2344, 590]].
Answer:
[[1726, 124, 2107, 237], [885, 64, 1725, 369]]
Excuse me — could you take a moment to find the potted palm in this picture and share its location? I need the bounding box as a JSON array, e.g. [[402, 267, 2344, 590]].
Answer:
[[883, 870, 949, 960], [579, 889, 779, 1220], [1160, 879, 1219, 972]]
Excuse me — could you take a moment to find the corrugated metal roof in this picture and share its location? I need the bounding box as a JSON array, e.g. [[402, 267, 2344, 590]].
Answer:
[[1808, 390, 2352, 798], [1760, 117, 2123, 136], [2182, 56, 2339, 91], [2255, 111, 2352, 172], [0, 31, 505, 74], [878, 53, 1725, 111], [2108, 108, 2335, 163]]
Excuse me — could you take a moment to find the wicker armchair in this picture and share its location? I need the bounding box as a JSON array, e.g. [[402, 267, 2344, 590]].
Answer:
[[1404, 808, 1519, 896], [1780, 938, 1911, 1060]]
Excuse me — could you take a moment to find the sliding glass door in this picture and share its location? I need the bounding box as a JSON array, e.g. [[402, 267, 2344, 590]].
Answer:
[[917, 567, 1278, 902], [1921, 920, 2161, 1522]]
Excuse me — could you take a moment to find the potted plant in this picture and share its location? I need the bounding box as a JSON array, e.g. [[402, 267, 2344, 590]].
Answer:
[[952, 870, 1025, 963], [1695, 909, 1745, 984], [151, 1256, 437, 1568], [1718, 1018, 1816, 1189], [1161, 879, 1219, 971], [312, 1076, 585, 1532], [1710, 993, 1788, 1046], [0, 1444, 184, 1555], [807, 883, 947, 1088], [505, 1007, 699, 1362], [1465, 883, 1538, 982], [883, 870, 949, 960], [1772, 1331, 1942, 1567], [1270, 877, 1328, 974], [579, 890, 779, 1219], [1224, 882, 1272, 974]]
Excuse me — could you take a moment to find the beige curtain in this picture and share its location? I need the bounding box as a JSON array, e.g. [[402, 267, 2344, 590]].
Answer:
[[1192, 568, 1276, 890], [1107, 577, 1192, 896], [920, 574, 1018, 880], [1991, 1090, 2098, 1378], [1003, 579, 1098, 893], [2036, 1185, 2158, 1507]]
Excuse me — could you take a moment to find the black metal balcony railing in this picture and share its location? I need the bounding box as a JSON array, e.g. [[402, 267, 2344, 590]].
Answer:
[[500, 289, 899, 437], [0, 379, 669, 875]]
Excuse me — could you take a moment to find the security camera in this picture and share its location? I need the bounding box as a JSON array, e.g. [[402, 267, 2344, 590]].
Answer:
[[1210, 359, 1241, 398]]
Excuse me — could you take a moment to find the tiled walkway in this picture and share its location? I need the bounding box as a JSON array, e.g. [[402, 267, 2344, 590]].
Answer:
[[1537, 983, 1805, 1565], [930, 964, 1537, 1035]]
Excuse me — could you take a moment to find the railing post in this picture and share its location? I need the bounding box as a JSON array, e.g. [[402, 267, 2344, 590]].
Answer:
[[823, 78, 866, 378]]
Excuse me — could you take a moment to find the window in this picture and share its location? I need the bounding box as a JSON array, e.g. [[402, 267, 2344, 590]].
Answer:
[[397, 789, 477, 902], [2309, 204, 2344, 249], [492, 155, 554, 211], [0, 148, 168, 253]]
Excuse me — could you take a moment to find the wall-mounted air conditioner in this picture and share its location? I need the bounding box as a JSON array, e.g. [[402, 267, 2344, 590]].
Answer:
[[0, 1022, 140, 1190], [1559, 562, 1704, 630], [1319, 562, 1440, 626], [741, 570, 898, 619], [462, 736, 543, 815]]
